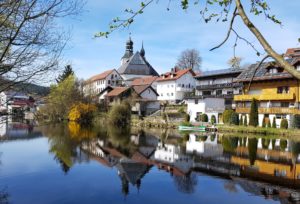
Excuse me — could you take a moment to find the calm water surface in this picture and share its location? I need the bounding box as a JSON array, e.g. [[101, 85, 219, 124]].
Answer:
[[0, 118, 300, 204]]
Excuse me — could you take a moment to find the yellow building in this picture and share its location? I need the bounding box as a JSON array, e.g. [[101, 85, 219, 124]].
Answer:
[[234, 48, 300, 127]]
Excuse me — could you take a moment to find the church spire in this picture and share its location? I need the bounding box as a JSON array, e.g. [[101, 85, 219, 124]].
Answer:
[[140, 41, 145, 57], [121, 35, 134, 65]]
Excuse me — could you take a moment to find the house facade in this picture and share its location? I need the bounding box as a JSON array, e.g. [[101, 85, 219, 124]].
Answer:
[[156, 68, 196, 103], [234, 48, 300, 127], [0, 91, 35, 114], [83, 69, 122, 96], [194, 68, 243, 109]]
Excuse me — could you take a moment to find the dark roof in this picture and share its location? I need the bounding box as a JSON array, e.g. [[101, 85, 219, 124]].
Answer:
[[235, 59, 295, 82], [195, 68, 243, 79], [132, 85, 159, 96], [118, 51, 159, 76]]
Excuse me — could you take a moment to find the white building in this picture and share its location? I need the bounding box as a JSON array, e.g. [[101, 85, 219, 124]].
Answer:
[[0, 91, 33, 114], [83, 69, 122, 96], [186, 97, 225, 123], [156, 68, 196, 103]]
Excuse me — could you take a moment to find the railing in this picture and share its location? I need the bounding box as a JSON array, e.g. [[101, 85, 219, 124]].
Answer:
[[196, 82, 242, 90], [234, 93, 295, 101], [236, 107, 300, 114]]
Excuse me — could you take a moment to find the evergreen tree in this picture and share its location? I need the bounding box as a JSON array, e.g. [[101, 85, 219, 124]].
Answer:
[[272, 117, 277, 128], [249, 98, 259, 127], [267, 118, 271, 128], [239, 115, 243, 126], [261, 117, 266, 128], [280, 119, 288, 129], [230, 112, 239, 125], [243, 115, 248, 126], [56, 65, 74, 83]]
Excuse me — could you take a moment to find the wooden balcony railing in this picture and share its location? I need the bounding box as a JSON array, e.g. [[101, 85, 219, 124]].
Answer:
[[234, 93, 295, 101], [196, 82, 242, 90], [236, 107, 300, 114]]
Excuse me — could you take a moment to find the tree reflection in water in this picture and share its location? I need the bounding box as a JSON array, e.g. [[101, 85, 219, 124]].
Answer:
[[248, 138, 258, 166], [173, 172, 197, 194], [0, 188, 9, 204]]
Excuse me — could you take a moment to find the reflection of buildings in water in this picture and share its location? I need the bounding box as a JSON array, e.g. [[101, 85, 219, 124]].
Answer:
[[186, 134, 223, 158], [130, 132, 159, 158], [153, 142, 193, 174]]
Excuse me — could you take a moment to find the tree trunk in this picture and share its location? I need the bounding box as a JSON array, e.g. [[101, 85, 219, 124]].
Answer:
[[235, 0, 300, 80]]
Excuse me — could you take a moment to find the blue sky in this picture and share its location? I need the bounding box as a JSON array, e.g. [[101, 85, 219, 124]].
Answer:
[[61, 0, 300, 80]]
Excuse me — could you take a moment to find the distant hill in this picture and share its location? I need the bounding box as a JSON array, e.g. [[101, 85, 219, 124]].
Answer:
[[14, 82, 50, 96]]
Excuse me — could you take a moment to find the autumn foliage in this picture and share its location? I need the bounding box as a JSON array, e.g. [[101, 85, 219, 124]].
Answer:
[[68, 103, 97, 123]]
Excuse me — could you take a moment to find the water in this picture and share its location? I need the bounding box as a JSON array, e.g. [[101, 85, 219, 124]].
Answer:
[[0, 118, 299, 204]]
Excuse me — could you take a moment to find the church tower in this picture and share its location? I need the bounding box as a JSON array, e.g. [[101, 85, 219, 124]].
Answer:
[[121, 37, 134, 65]]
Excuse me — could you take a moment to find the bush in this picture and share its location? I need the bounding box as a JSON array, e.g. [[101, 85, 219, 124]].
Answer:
[[280, 139, 288, 151], [223, 109, 234, 124], [178, 106, 186, 114], [243, 115, 248, 126], [201, 113, 208, 122], [180, 121, 193, 126], [68, 103, 97, 123], [108, 101, 131, 127], [249, 98, 258, 127], [211, 115, 216, 124], [272, 117, 276, 128], [239, 115, 243, 126], [184, 113, 190, 122], [266, 118, 271, 128], [262, 117, 266, 128], [280, 119, 288, 129], [230, 112, 239, 125], [293, 114, 300, 129]]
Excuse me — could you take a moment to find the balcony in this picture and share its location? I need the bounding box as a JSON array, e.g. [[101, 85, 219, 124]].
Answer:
[[236, 107, 300, 114], [196, 82, 242, 90], [234, 93, 295, 101], [176, 87, 194, 92]]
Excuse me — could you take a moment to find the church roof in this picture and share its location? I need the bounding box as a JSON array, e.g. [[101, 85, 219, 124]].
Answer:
[[131, 76, 158, 86], [118, 51, 159, 76]]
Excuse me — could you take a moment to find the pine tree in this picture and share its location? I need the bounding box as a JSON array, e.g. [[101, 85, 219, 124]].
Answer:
[[56, 65, 74, 83], [249, 98, 259, 127], [262, 117, 266, 128], [266, 118, 271, 128], [243, 115, 248, 126], [272, 117, 277, 128]]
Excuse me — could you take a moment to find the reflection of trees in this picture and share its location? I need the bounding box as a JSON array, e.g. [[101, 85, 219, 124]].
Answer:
[[173, 173, 197, 194], [107, 125, 136, 157], [0, 188, 9, 204], [248, 138, 258, 166], [279, 139, 287, 151], [222, 137, 238, 153], [224, 181, 238, 193], [262, 138, 270, 149]]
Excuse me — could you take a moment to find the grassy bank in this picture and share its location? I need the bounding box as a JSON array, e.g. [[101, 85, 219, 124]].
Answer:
[[131, 116, 180, 129], [218, 125, 300, 137]]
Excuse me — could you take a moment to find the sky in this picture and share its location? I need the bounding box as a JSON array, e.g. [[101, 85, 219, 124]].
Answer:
[[60, 0, 300, 80]]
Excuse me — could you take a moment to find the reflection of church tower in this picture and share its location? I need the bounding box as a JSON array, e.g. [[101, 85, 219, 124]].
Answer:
[[121, 37, 134, 65]]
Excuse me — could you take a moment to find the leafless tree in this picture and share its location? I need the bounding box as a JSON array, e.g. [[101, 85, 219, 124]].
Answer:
[[176, 49, 202, 72], [0, 0, 84, 92], [97, 0, 300, 80], [227, 56, 243, 69]]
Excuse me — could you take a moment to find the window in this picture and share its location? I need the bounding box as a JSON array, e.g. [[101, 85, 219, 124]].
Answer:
[[195, 99, 198, 104], [178, 84, 181, 87], [277, 86, 289, 94], [203, 91, 211, 96], [227, 91, 233, 95], [281, 102, 289, 107], [171, 93, 174, 96], [216, 90, 222, 96], [108, 80, 111, 84], [182, 84, 184, 88], [276, 114, 287, 119]]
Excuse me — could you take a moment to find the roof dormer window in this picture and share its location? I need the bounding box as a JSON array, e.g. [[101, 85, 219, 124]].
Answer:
[[269, 68, 278, 74]]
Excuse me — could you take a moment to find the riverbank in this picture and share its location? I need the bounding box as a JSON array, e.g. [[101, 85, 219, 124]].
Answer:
[[131, 117, 179, 129], [218, 125, 300, 137]]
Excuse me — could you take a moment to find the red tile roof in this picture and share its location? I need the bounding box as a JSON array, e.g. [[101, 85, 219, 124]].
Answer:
[[86, 69, 114, 83], [156, 68, 196, 82], [106, 87, 129, 97], [131, 76, 158, 86], [285, 48, 300, 58]]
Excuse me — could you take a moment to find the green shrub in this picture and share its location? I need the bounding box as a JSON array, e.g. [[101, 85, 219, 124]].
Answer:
[[201, 113, 208, 122], [230, 112, 239, 125], [272, 117, 276, 128], [223, 109, 234, 124], [249, 98, 258, 127], [239, 115, 243, 126], [280, 139, 288, 151], [293, 114, 300, 129], [243, 115, 248, 126], [180, 121, 193, 126], [262, 117, 266, 128], [266, 118, 271, 128], [184, 113, 190, 122], [211, 115, 216, 124], [108, 101, 131, 127], [178, 106, 186, 114], [280, 119, 288, 129]]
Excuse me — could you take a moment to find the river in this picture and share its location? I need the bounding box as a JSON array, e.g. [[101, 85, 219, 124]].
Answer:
[[0, 117, 299, 204]]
